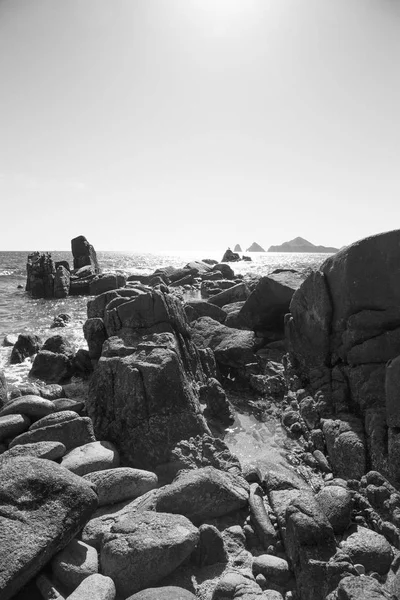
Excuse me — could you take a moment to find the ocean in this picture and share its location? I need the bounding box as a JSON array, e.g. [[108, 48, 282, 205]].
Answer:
[[0, 249, 330, 386]]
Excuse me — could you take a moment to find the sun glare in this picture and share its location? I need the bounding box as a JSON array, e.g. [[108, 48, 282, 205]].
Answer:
[[180, 0, 263, 36]]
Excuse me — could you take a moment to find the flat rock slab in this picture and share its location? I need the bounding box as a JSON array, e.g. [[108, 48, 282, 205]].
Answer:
[[51, 538, 99, 592], [0, 395, 55, 419], [0, 457, 98, 600], [154, 466, 249, 523], [9, 417, 96, 451], [66, 573, 116, 600], [0, 413, 31, 442], [0, 441, 66, 461], [100, 511, 199, 598], [61, 441, 120, 476], [127, 587, 197, 600], [83, 467, 158, 506]]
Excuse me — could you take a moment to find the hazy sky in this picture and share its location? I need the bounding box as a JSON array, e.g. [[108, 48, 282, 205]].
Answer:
[[1, 0, 399, 251]]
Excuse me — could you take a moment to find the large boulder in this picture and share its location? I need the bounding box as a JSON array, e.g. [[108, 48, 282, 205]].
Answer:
[[10, 333, 42, 364], [221, 248, 240, 262], [340, 526, 393, 575], [287, 230, 400, 482], [25, 252, 55, 298], [100, 511, 199, 598], [238, 272, 305, 333], [89, 273, 127, 296], [86, 333, 209, 470], [190, 317, 256, 369], [0, 457, 98, 600], [71, 235, 100, 273]]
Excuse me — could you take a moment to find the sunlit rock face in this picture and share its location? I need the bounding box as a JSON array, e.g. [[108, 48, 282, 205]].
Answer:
[[287, 229, 400, 483], [86, 288, 211, 470]]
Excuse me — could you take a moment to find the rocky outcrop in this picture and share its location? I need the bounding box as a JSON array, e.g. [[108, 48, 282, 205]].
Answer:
[[25, 252, 56, 298], [234, 244, 242, 252], [29, 334, 75, 383], [54, 264, 70, 298], [71, 235, 100, 273], [268, 236, 339, 253], [246, 242, 265, 252], [221, 248, 241, 262], [10, 333, 42, 364]]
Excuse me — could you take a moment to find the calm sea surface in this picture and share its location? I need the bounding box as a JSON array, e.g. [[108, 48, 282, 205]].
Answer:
[[0, 249, 330, 385]]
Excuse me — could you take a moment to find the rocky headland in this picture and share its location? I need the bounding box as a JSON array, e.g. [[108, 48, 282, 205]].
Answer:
[[2, 230, 400, 600], [268, 237, 339, 253]]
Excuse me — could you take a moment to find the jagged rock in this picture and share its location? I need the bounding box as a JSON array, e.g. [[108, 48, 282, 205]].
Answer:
[[184, 300, 227, 324], [71, 235, 100, 273], [200, 377, 235, 426], [221, 248, 241, 262], [50, 313, 72, 329], [54, 265, 70, 298], [26, 252, 56, 298], [191, 317, 256, 368], [168, 434, 242, 477], [10, 333, 42, 364], [100, 511, 199, 598], [238, 272, 304, 333], [0, 457, 98, 600], [208, 282, 250, 307], [83, 467, 158, 506]]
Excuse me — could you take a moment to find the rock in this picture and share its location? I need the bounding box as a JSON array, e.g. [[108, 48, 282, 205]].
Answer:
[[10, 333, 42, 364], [193, 524, 228, 566], [212, 263, 235, 279], [52, 397, 85, 413], [0, 457, 98, 600], [3, 334, 18, 347], [25, 252, 56, 298], [10, 416, 96, 451], [100, 511, 199, 598], [238, 272, 304, 333], [234, 244, 242, 252], [0, 395, 55, 419], [72, 349, 93, 376], [327, 575, 392, 599], [252, 555, 292, 587], [385, 354, 400, 428], [87, 332, 209, 470], [0, 413, 31, 442], [1, 441, 66, 461], [315, 485, 353, 534], [200, 378, 234, 426], [191, 317, 256, 368], [36, 573, 65, 600], [221, 248, 241, 262], [126, 587, 196, 600], [89, 273, 127, 296], [54, 265, 70, 298], [246, 242, 265, 252], [340, 526, 393, 575], [66, 574, 115, 600], [50, 313, 72, 328], [71, 235, 100, 273], [61, 441, 120, 476], [322, 417, 366, 480], [249, 483, 277, 550], [313, 450, 331, 472], [207, 282, 250, 307], [30, 335, 75, 383], [83, 467, 158, 506], [29, 410, 80, 431], [83, 318, 108, 359], [51, 539, 98, 592], [0, 370, 8, 407], [184, 300, 227, 324], [167, 434, 242, 478], [154, 466, 249, 523]]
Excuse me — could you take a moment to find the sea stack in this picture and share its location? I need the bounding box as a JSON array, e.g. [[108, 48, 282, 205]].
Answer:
[[71, 235, 100, 274], [246, 242, 265, 252], [234, 244, 242, 252]]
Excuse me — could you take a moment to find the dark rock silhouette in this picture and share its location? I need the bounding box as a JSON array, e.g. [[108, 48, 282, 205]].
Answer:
[[71, 235, 100, 274], [221, 248, 240, 262], [268, 236, 338, 253]]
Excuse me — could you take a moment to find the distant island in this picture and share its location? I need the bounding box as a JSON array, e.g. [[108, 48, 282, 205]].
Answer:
[[234, 244, 242, 252], [268, 236, 339, 253], [246, 242, 265, 252]]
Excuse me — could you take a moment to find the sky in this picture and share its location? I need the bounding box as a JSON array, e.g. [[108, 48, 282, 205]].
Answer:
[[1, 0, 400, 252]]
